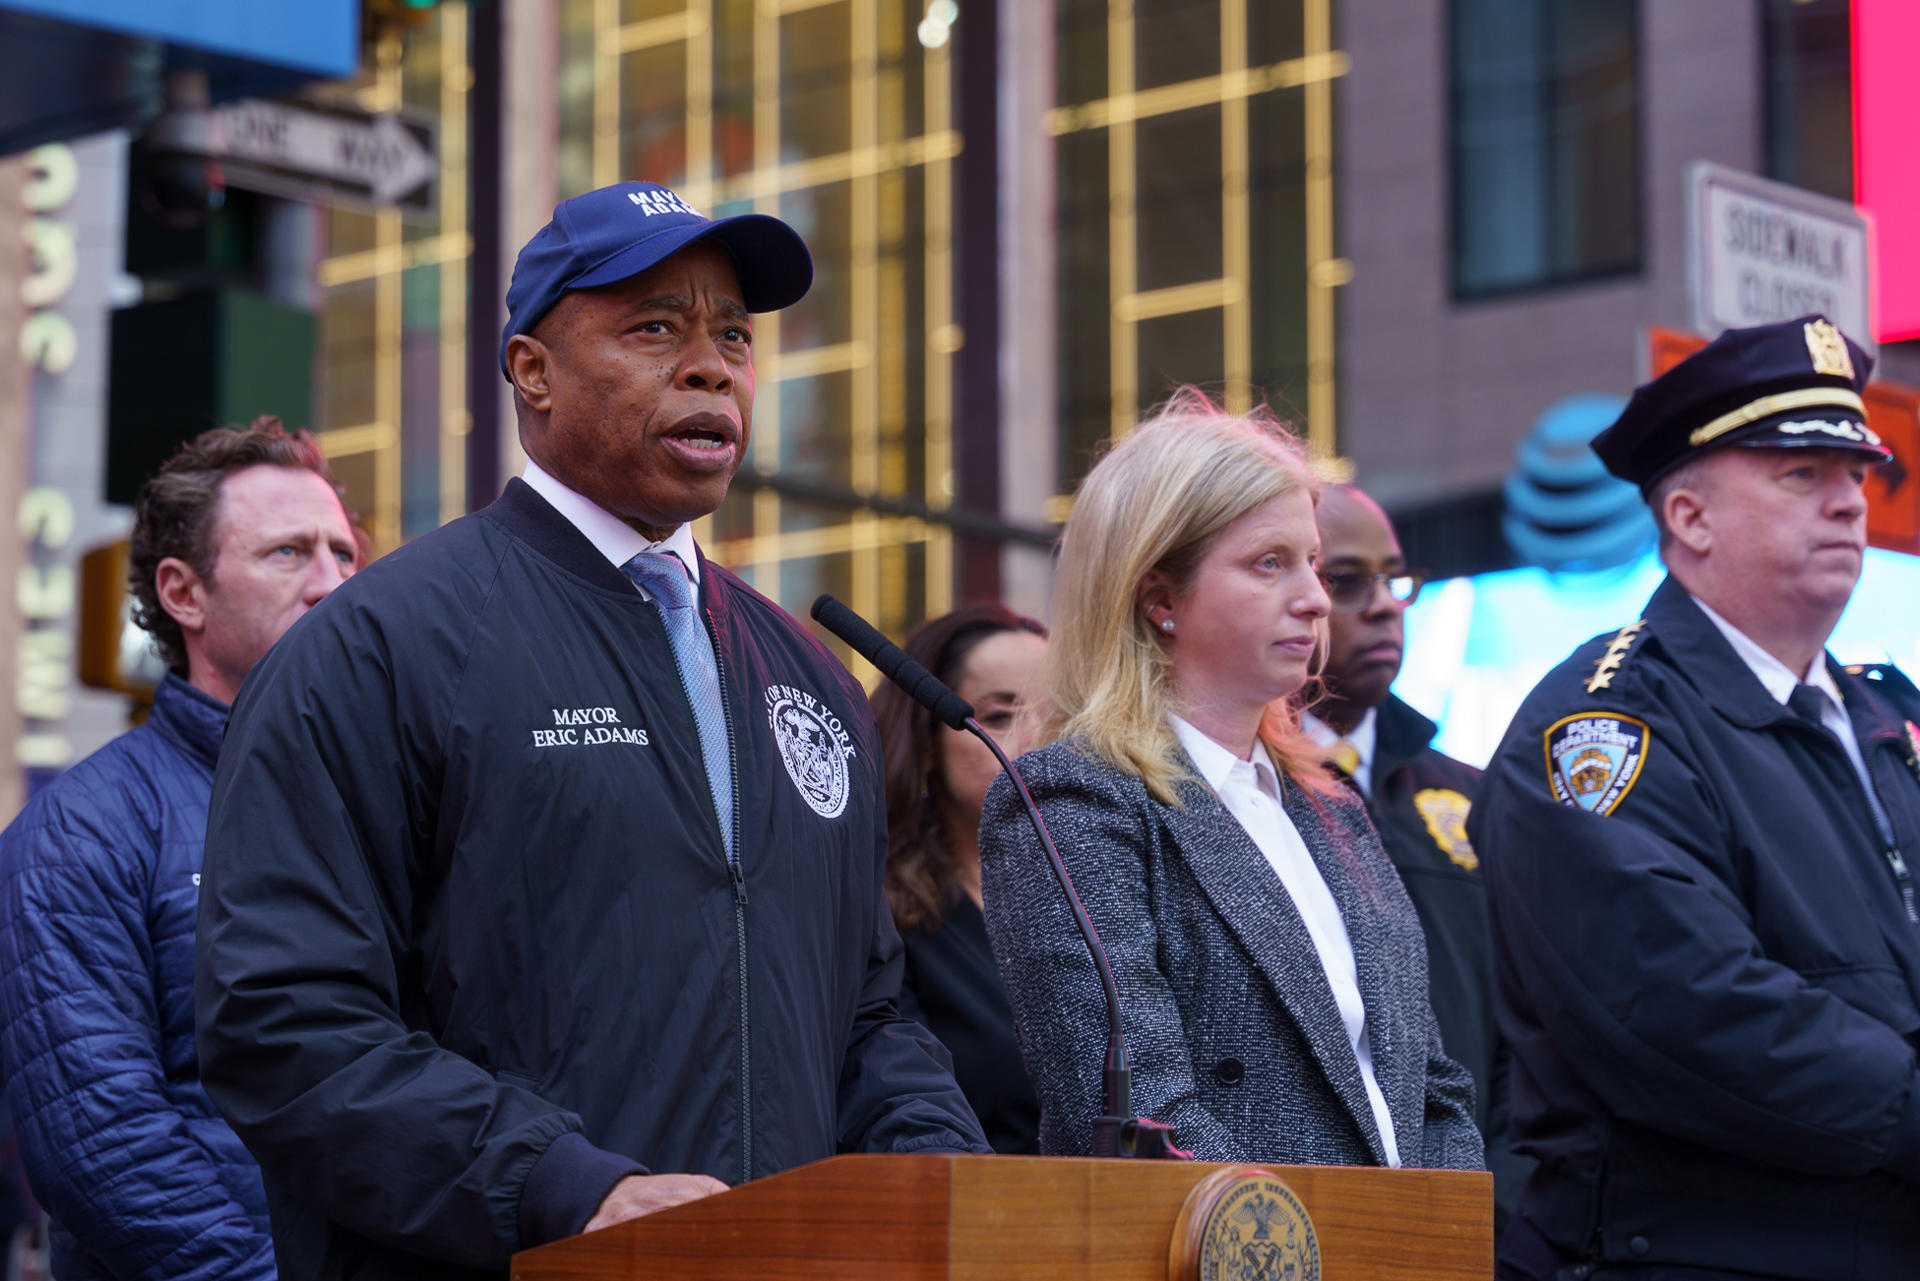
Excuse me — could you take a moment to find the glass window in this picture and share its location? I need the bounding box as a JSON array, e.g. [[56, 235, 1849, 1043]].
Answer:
[[314, 7, 472, 552], [1052, 0, 1338, 487], [557, 0, 960, 639], [1450, 0, 1641, 299], [1763, 0, 1852, 202]]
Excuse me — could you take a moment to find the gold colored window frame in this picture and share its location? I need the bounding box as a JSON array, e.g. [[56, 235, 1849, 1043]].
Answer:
[[581, 0, 957, 630], [313, 10, 474, 554], [1051, 0, 1350, 459]]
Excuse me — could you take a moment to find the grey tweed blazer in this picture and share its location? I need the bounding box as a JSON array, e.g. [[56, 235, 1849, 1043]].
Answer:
[[979, 737, 1484, 1170]]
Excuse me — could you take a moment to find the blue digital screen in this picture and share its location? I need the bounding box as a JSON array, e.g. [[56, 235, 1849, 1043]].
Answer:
[[1396, 547, 1920, 766]]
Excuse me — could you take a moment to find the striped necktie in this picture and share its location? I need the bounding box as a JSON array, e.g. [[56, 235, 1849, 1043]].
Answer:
[[624, 551, 734, 861]]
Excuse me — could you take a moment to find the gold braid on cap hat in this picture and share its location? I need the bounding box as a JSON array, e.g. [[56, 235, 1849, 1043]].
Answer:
[[1686, 388, 1867, 448]]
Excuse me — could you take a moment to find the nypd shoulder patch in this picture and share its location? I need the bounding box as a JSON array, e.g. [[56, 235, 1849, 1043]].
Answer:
[[1543, 712, 1650, 816]]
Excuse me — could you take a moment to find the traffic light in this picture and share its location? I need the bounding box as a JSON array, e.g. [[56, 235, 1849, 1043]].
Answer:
[[76, 539, 166, 698], [105, 290, 316, 506], [109, 131, 318, 506]]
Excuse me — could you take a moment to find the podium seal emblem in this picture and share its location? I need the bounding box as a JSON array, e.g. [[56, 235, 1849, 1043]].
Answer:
[[1170, 1167, 1319, 1281]]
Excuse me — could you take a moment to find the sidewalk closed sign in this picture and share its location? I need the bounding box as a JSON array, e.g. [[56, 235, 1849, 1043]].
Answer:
[[1688, 162, 1874, 354]]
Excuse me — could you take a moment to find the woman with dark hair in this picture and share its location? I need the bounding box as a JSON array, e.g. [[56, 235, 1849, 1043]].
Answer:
[[871, 604, 1048, 1154]]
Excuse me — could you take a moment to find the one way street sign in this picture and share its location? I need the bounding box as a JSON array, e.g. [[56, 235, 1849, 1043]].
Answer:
[[215, 98, 437, 218]]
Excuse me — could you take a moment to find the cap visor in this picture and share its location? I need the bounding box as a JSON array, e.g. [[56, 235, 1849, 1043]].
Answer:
[[1727, 410, 1892, 461], [568, 213, 813, 313]]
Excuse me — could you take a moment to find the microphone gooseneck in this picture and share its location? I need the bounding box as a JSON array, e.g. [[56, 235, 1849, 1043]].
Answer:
[[810, 595, 1189, 1160]]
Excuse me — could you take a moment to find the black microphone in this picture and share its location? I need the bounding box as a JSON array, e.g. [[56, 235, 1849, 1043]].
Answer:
[[811, 595, 975, 730], [811, 594, 1189, 1161]]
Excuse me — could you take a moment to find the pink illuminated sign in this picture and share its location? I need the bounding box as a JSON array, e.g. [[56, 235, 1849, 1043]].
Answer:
[[1854, 0, 1920, 341]]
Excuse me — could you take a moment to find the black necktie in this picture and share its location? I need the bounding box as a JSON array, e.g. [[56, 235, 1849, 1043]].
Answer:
[[1788, 683, 1828, 726], [1790, 679, 1904, 899]]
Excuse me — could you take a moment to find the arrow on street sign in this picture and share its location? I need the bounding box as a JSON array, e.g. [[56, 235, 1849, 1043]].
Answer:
[[213, 98, 438, 218]]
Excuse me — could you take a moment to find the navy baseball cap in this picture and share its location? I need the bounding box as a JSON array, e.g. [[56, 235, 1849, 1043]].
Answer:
[[1592, 314, 1890, 491], [500, 181, 813, 376]]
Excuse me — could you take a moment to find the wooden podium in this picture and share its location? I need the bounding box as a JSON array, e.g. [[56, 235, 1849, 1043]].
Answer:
[[510, 1154, 1491, 1280]]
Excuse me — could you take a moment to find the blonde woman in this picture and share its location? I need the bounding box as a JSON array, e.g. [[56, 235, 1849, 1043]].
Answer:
[[980, 389, 1483, 1169]]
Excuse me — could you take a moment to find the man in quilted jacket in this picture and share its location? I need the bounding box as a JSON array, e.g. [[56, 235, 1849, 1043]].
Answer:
[[0, 419, 359, 1280]]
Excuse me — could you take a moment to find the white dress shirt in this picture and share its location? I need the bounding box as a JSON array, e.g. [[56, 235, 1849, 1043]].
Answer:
[[1169, 715, 1402, 1166], [1300, 708, 1378, 797], [1691, 594, 1891, 842], [521, 458, 701, 589]]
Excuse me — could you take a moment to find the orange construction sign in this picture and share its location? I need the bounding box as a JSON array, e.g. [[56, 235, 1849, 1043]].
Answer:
[[1645, 326, 1920, 555]]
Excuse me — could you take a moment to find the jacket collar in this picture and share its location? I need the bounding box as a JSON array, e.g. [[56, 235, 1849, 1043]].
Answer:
[[479, 478, 735, 631], [1157, 758, 1395, 1163], [1644, 575, 1805, 731], [1833, 661, 1916, 748], [1369, 694, 1438, 783], [518, 460, 701, 585], [1644, 576, 1901, 744], [148, 671, 227, 771], [1669, 585, 1910, 748]]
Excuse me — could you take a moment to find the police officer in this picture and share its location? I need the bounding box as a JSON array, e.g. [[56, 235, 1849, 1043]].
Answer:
[[1301, 483, 1529, 1228], [1471, 315, 1920, 1280]]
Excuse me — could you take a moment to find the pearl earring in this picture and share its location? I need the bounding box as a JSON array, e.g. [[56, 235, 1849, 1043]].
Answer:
[[1160, 618, 1175, 633]]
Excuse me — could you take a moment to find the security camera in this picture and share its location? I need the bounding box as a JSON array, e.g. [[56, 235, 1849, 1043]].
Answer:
[[132, 70, 226, 228]]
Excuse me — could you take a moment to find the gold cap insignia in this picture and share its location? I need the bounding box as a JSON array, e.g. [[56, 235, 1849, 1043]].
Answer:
[[1805, 319, 1855, 381]]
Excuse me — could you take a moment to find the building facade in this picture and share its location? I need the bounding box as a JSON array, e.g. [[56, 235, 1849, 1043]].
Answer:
[[330, 0, 1352, 633], [1340, 0, 1917, 573], [16, 0, 1911, 801], [5, 0, 1352, 792]]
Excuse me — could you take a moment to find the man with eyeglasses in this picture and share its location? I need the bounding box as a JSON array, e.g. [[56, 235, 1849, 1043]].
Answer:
[[1300, 483, 1524, 1228]]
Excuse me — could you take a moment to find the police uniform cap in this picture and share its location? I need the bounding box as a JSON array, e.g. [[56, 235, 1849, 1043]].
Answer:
[[1591, 314, 1891, 490]]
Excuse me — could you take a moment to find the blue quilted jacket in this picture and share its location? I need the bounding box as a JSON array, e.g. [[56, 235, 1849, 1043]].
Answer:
[[0, 674, 272, 1280]]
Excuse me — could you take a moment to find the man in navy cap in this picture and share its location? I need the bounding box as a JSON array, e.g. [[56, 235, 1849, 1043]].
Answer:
[[1471, 315, 1920, 1279], [195, 182, 988, 1281]]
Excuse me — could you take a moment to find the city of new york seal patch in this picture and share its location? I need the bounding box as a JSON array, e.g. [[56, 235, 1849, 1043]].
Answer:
[[765, 683, 855, 819]]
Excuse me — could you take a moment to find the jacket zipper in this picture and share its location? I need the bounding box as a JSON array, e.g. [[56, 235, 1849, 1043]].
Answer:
[[1859, 739, 1919, 924], [1800, 717, 1919, 925], [705, 606, 752, 1184], [1884, 844, 1919, 924]]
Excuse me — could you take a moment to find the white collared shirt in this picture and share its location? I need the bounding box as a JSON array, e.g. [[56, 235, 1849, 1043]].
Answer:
[[1169, 715, 1402, 1167], [1300, 708, 1378, 797], [521, 458, 701, 590], [1691, 594, 1891, 841]]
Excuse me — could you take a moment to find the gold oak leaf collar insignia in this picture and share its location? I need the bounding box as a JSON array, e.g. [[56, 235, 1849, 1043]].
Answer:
[[1586, 619, 1648, 695]]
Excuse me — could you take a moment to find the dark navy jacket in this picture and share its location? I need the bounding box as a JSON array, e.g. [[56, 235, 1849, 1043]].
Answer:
[[196, 480, 986, 1281], [1352, 696, 1529, 1224], [1472, 577, 1920, 1279], [898, 897, 1040, 1154], [0, 674, 273, 1281]]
